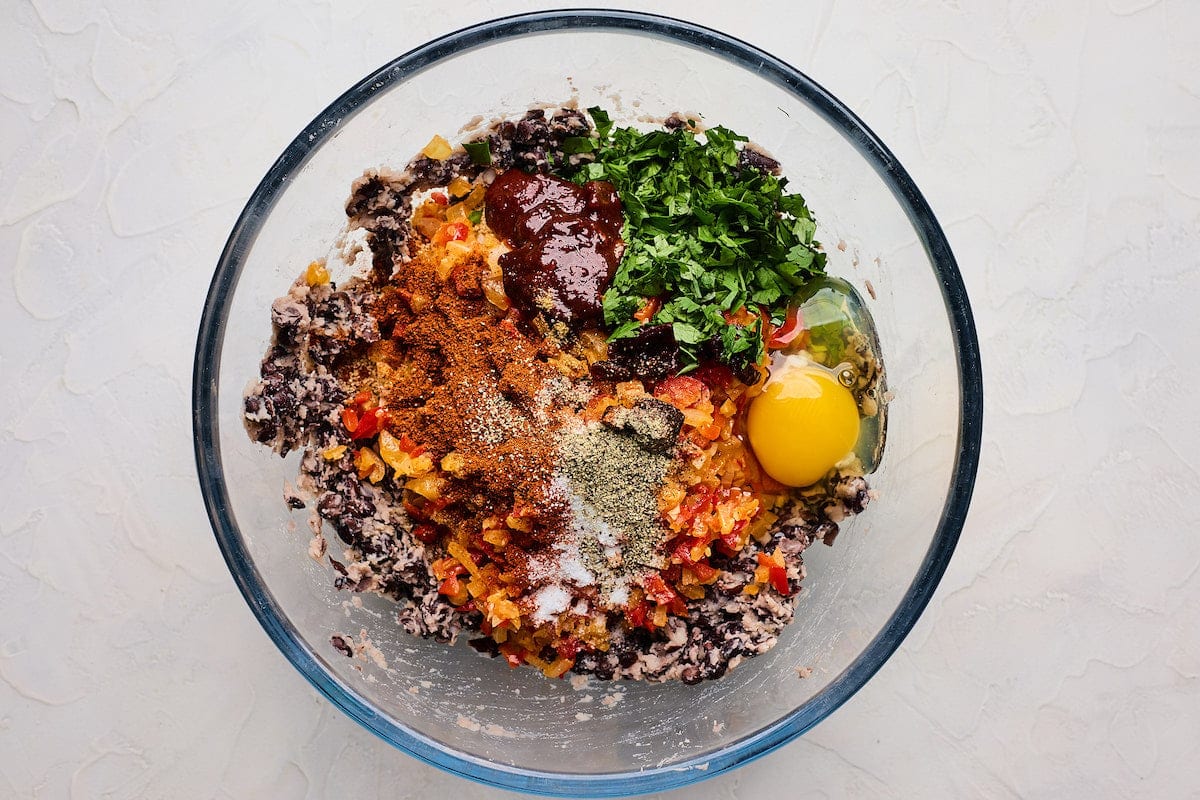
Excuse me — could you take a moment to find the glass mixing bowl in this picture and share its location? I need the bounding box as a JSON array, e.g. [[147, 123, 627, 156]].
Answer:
[[193, 10, 982, 796]]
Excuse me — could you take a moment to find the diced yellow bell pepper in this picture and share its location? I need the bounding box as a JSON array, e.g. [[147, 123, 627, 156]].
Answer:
[[422, 135, 452, 160]]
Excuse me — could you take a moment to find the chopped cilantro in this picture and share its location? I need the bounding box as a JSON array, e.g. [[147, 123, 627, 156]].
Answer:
[[566, 107, 827, 373], [561, 136, 596, 154]]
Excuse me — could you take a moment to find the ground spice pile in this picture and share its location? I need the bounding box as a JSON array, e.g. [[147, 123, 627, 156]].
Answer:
[[552, 423, 671, 604], [333, 195, 690, 646], [357, 238, 569, 540]]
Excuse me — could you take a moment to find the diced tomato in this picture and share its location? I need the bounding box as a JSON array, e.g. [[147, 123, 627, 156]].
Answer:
[[633, 297, 661, 322], [655, 375, 706, 408], [431, 191, 448, 206], [438, 574, 461, 596], [341, 408, 359, 433], [352, 389, 373, 408], [769, 566, 791, 596], [768, 305, 805, 349]]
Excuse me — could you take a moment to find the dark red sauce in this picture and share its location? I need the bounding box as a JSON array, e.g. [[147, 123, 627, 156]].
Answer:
[[484, 169, 624, 328]]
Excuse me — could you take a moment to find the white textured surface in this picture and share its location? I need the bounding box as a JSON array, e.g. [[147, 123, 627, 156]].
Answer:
[[3, 1, 1199, 797]]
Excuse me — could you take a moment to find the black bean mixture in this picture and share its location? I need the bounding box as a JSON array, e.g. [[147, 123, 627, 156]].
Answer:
[[244, 108, 875, 683]]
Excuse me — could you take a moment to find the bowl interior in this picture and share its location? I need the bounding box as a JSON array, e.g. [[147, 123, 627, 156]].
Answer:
[[198, 14, 976, 795]]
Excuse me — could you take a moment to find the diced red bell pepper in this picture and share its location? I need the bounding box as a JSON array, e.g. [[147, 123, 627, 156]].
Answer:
[[643, 574, 686, 614], [718, 520, 749, 553], [678, 486, 714, 522], [699, 418, 724, 441], [424, 498, 450, 515], [769, 566, 791, 596], [556, 638, 582, 660], [341, 408, 359, 433], [690, 362, 734, 390], [498, 643, 525, 668], [633, 297, 662, 322], [397, 433, 425, 456], [411, 523, 439, 544], [672, 538, 717, 579], [431, 557, 464, 579], [350, 408, 386, 440], [671, 538, 697, 566], [655, 375, 706, 408], [438, 574, 461, 596], [722, 306, 757, 326], [430, 191, 448, 206], [433, 221, 470, 245], [768, 305, 805, 349], [626, 601, 651, 629], [403, 499, 426, 520]]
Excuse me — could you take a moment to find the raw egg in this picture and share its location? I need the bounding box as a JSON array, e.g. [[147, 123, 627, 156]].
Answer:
[[747, 360, 861, 487]]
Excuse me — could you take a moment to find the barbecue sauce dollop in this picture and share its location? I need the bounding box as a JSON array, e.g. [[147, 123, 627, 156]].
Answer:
[[484, 169, 624, 329]]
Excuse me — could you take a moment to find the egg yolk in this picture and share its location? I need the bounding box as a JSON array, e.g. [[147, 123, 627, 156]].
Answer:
[[746, 363, 861, 487]]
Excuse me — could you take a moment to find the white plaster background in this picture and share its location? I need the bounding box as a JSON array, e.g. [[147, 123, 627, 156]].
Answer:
[[2, 0, 1198, 797]]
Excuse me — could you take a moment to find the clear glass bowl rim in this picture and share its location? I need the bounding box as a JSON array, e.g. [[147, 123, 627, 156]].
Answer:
[[192, 9, 983, 797]]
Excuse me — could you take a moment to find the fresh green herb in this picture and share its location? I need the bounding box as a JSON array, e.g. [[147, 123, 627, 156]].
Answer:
[[569, 107, 826, 373], [561, 136, 596, 154], [463, 139, 492, 166], [467, 208, 483, 225], [589, 107, 614, 140]]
